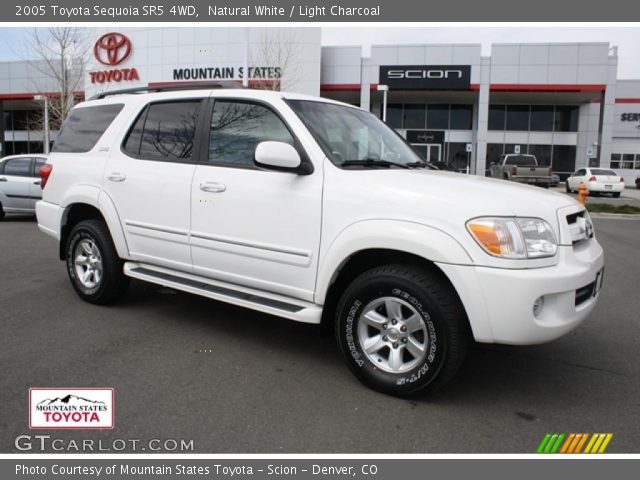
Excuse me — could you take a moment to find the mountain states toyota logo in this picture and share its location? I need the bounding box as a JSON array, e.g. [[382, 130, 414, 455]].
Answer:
[[29, 388, 114, 429], [94, 32, 132, 66]]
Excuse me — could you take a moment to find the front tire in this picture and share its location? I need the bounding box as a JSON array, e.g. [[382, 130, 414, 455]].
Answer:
[[0, 203, 5, 220], [565, 182, 571, 193], [65, 219, 129, 304], [335, 264, 469, 396]]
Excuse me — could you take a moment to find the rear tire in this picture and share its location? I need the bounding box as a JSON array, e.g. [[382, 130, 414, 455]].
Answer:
[[612, 192, 621, 198], [65, 219, 129, 305], [0, 204, 4, 220], [335, 264, 469, 396]]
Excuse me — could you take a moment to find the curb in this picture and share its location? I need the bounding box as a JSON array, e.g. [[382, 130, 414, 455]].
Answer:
[[589, 212, 640, 219]]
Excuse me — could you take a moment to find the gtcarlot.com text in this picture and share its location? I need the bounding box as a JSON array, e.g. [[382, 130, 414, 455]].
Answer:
[[14, 435, 194, 452]]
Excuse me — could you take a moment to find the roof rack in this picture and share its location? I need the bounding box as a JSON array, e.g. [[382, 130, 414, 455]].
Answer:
[[89, 81, 245, 100]]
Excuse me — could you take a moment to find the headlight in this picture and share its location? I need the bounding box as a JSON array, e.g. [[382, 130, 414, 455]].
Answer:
[[467, 217, 557, 259]]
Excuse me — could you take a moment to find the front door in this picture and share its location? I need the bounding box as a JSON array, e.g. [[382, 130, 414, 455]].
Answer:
[[190, 99, 322, 302]]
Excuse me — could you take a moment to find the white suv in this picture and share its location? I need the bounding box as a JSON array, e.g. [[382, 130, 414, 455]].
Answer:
[[36, 85, 604, 395]]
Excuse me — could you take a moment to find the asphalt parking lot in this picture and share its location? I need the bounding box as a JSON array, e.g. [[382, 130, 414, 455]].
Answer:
[[1, 213, 639, 453]]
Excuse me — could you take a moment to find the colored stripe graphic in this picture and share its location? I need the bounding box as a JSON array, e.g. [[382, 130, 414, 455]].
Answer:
[[537, 433, 565, 453], [538, 433, 613, 454]]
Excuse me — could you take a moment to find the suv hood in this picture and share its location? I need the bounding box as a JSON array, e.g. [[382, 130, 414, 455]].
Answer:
[[326, 167, 579, 230]]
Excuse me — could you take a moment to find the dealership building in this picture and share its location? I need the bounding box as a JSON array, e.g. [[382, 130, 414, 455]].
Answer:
[[1, 27, 639, 179]]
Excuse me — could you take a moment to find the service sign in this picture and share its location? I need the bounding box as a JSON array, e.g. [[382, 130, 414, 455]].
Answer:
[[29, 388, 114, 429], [380, 65, 471, 90]]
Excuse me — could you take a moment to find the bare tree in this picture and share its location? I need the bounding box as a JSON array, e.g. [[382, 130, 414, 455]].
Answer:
[[249, 30, 303, 91], [23, 28, 89, 130]]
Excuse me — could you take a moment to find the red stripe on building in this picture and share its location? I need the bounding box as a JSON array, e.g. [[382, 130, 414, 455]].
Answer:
[[490, 84, 606, 92], [615, 98, 640, 103], [0, 91, 84, 100]]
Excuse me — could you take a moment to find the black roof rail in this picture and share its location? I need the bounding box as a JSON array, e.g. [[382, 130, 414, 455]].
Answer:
[[89, 81, 246, 100]]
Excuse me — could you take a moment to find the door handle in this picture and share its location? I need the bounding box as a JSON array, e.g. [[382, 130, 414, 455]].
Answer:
[[107, 172, 126, 182], [0, 177, 7, 182], [33, 180, 41, 185], [200, 182, 226, 193]]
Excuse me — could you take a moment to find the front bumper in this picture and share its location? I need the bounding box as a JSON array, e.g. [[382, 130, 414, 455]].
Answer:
[[437, 237, 604, 345]]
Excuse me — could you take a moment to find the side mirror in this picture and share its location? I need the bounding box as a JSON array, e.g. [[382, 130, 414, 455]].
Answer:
[[254, 141, 301, 171]]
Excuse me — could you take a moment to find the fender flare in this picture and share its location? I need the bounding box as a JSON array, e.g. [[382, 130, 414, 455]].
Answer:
[[314, 219, 473, 305], [60, 187, 129, 259]]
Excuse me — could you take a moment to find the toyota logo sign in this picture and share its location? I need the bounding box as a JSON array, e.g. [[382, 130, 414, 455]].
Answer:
[[94, 32, 132, 66]]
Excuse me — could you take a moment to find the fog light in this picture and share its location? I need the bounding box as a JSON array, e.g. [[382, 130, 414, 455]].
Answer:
[[533, 296, 544, 317]]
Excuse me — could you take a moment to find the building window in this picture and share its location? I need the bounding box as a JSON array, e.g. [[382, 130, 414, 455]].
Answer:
[[403, 104, 426, 129], [554, 106, 579, 132], [447, 143, 469, 171], [486, 143, 504, 168], [610, 153, 621, 169], [530, 106, 554, 132], [488, 105, 506, 130], [552, 145, 577, 175], [506, 105, 530, 131], [527, 145, 552, 166], [386, 104, 403, 129], [427, 104, 449, 130], [636, 154, 640, 169], [449, 104, 473, 130], [622, 154, 635, 169]]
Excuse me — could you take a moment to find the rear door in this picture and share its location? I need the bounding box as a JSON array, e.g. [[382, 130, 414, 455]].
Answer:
[[102, 97, 206, 273], [0, 157, 33, 211]]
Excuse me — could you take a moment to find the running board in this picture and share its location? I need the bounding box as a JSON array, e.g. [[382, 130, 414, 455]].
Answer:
[[123, 262, 322, 324]]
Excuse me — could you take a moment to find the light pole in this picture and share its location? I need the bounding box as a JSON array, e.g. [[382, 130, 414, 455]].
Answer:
[[34, 95, 50, 154], [377, 84, 389, 123]]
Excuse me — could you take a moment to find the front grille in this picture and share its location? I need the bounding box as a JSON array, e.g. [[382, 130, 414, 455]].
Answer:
[[575, 280, 596, 306]]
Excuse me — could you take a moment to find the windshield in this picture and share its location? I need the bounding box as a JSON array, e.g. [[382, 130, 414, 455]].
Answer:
[[504, 155, 537, 166], [287, 100, 424, 168]]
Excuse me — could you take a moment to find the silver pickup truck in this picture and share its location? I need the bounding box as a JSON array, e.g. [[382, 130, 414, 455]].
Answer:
[[489, 154, 551, 188]]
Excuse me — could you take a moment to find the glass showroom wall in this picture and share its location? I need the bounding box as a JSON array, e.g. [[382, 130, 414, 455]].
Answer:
[[385, 103, 473, 170], [486, 104, 579, 177]]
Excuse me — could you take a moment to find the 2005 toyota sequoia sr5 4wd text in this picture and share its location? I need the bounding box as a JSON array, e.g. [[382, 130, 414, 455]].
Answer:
[[36, 85, 604, 395]]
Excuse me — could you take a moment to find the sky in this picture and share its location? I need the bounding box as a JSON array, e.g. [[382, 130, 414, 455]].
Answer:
[[1, 26, 638, 78]]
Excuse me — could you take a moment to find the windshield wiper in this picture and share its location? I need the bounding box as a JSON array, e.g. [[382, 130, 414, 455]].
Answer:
[[341, 159, 409, 169], [405, 161, 432, 169]]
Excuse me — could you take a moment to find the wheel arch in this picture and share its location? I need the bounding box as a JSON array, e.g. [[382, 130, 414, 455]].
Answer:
[[316, 220, 474, 335], [59, 194, 128, 261]]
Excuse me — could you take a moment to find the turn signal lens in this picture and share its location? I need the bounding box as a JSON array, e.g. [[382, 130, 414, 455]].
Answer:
[[467, 217, 557, 259]]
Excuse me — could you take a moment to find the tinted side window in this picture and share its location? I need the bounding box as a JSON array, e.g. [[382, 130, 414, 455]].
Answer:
[[3, 158, 32, 176], [52, 104, 124, 153], [208, 101, 294, 168], [123, 101, 201, 161]]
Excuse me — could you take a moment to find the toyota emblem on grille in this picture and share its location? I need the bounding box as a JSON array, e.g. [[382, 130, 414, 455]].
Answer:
[[94, 32, 132, 66]]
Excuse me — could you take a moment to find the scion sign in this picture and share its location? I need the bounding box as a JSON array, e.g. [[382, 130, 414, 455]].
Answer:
[[380, 65, 471, 90]]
